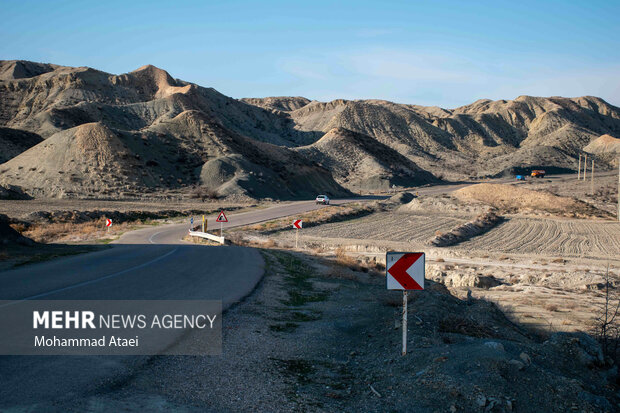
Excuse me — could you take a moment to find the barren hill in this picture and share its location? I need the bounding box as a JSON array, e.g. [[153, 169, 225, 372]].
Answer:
[[584, 134, 620, 154], [0, 61, 348, 199], [0, 123, 145, 198], [283, 95, 620, 178], [239, 96, 311, 112], [2, 60, 620, 199], [295, 127, 436, 191], [0, 127, 43, 163], [0, 114, 347, 199]]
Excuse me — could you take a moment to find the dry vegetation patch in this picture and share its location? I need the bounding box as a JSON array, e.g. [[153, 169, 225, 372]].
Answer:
[[454, 183, 611, 218], [21, 220, 134, 243], [243, 202, 379, 234]]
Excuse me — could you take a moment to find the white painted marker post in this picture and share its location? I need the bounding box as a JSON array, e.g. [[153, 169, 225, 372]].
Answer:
[[387, 252, 425, 356], [293, 220, 302, 248]]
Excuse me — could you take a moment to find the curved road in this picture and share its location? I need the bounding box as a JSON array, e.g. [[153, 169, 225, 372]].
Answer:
[[0, 197, 375, 410], [1, 176, 577, 409]]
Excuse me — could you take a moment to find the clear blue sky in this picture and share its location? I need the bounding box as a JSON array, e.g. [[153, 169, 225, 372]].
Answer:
[[2, 0, 619, 108]]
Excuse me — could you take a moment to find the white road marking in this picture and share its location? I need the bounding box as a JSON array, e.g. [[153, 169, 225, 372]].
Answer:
[[149, 231, 163, 244], [0, 247, 179, 306]]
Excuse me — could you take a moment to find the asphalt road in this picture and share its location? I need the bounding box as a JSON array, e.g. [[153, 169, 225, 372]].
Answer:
[[116, 196, 385, 245], [0, 178, 575, 409], [0, 197, 377, 410]]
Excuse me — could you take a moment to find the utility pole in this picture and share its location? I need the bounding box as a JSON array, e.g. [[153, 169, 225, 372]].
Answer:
[[591, 159, 594, 194], [617, 158, 619, 222], [583, 154, 587, 181], [578, 154, 582, 180]]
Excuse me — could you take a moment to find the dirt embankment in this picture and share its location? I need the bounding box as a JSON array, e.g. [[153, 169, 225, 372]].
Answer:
[[430, 211, 503, 247], [0, 214, 34, 246], [454, 183, 611, 219]]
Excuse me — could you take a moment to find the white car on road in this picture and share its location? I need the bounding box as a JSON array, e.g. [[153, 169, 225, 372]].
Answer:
[[315, 195, 330, 205]]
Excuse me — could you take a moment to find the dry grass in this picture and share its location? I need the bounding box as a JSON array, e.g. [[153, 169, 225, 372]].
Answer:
[[245, 202, 376, 234], [10, 223, 28, 233], [324, 267, 357, 281], [544, 303, 560, 312], [190, 186, 220, 201], [551, 258, 566, 264], [24, 219, 131, 243], [262, 239, 276, 248], [335, 247, 363, 272], [438, 315, 496, 338]]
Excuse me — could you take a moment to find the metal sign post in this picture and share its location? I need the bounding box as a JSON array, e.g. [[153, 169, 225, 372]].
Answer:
[[578, 154, 581, 180], [591, 159, 595, 194], [202, 215, 205, 233], [386, 252, 425, 356], [216, 211, 228, 238], [402, 291, 408, 356], [293, 220, 302, 249]]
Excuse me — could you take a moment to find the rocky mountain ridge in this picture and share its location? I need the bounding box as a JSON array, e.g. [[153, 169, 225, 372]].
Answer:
[[1, 60, 619, 199]]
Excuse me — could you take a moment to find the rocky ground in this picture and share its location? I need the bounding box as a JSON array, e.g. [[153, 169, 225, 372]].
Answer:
[[66, 249, 618, 412]]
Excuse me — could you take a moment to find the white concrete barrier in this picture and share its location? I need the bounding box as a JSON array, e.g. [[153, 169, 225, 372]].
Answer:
[[189, 231, 225, 245]]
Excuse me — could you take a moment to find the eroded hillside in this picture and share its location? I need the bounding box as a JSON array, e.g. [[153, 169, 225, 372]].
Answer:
[[1, 60, 619, 199]]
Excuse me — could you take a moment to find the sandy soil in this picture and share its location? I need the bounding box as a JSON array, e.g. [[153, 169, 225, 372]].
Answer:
[[248, 186, 620, 340], [522, 171, 618, 215], [457, 216, 620, 258], [292, 211, 620, 260], [299, 212, 467, 244]]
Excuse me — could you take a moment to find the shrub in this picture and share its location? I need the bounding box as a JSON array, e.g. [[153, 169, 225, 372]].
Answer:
[[191, 186, 219, 201]]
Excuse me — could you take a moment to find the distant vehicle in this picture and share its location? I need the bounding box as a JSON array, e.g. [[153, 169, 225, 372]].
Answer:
[[315, 195, 330, 205], [531, 170, 546, 178], [516, 175, 526, 181]]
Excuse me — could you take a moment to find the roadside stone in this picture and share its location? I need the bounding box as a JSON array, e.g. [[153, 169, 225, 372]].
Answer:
[[509, 359, 525, 370], [545, 332, 604, 368], [485, 397, 498, 412], [604, 365, 618, 384], [519, 352, 531, 365], [484, 341, 504, 352], [578, 391, 613, 411]]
